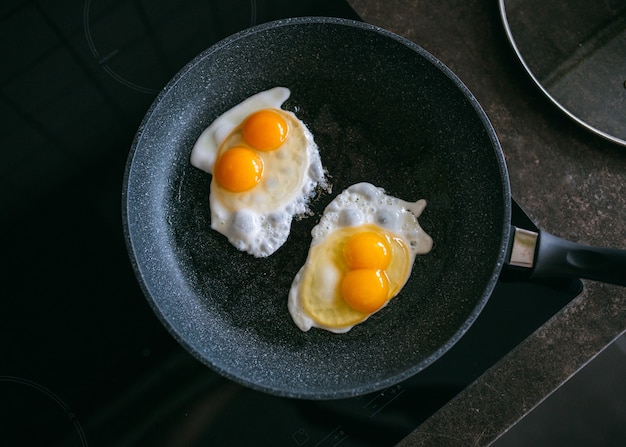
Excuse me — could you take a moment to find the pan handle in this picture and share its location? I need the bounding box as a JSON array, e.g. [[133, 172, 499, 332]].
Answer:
[[507, 226, 626, 286]]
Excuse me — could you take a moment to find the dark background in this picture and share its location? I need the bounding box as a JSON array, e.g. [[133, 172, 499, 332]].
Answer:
[[2, 1, 621, 446]]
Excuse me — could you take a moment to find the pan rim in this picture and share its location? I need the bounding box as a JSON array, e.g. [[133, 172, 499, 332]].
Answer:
[[122, 16, 512, 399]]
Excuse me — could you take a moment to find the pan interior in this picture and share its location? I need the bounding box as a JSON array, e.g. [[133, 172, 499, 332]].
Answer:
[[124, 18, 510, 399]]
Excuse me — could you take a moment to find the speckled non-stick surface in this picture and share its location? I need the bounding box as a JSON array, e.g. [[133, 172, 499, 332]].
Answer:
[[123, 17, 511, 399]]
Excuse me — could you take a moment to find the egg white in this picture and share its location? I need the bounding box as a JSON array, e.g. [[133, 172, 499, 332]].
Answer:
[[190, 87, 327, 257], [288, 182, 433, 333]]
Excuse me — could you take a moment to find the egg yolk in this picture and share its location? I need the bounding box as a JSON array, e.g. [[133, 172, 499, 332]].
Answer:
[[242, 109, 288, 151], [343, 231, 391, 270], [214, 147, 264, 192], [340, 231, 394, 313], [341, 269, 390, 313]]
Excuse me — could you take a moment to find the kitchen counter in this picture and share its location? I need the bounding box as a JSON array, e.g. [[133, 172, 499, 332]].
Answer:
[[346, 0, 626, 445]]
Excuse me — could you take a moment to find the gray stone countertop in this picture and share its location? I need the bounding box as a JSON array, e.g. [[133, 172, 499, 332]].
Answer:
[[346, 0, 626, 445]]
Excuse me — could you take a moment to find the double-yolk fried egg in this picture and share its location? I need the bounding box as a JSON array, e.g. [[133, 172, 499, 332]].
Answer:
[[288, 183, 433, 333], [190, 87, 327, 257]]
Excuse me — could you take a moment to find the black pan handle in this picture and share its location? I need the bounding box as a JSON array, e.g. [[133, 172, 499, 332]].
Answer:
[[507, 226, 626, 286], [532, 231, 626, 286]]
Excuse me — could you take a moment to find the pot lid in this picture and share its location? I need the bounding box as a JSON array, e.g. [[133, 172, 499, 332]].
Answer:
[[500, 0, 626, 146]]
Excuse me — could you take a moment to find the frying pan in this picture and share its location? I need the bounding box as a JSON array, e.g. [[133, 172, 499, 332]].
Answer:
[[123, 17, 626, 399]]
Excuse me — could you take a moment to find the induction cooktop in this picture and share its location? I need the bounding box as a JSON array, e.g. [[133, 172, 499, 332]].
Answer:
[[0, 1, 581, 445]]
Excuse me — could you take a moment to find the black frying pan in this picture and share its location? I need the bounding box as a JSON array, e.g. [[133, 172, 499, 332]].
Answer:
[[123, 17, 626, 399]]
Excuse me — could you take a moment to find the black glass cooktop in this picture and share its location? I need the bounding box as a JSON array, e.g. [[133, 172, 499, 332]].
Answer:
[[0, 1, 581, 446]]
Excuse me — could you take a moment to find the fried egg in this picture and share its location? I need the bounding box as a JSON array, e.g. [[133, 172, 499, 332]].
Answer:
[[288, 183, 433, 333], [190, 87, 327, 257]]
